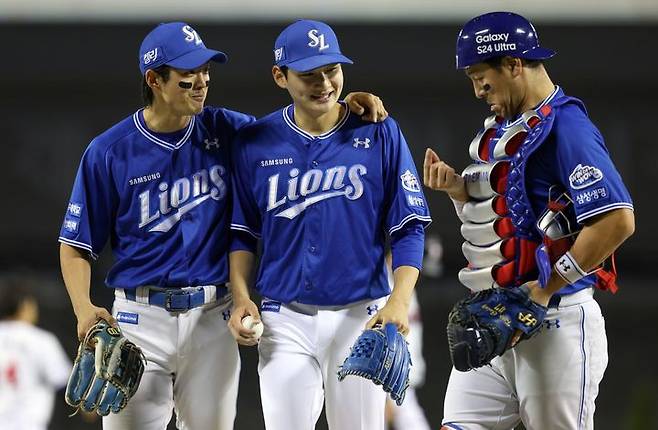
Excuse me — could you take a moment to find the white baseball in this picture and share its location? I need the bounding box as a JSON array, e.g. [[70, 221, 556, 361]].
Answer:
[[241, 315, 264, 340]]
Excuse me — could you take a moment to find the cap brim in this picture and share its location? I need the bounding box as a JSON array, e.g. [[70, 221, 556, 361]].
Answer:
[[285, 54, 353, 73], [520, 47, 556, 61], [166, 48, 228, 71]]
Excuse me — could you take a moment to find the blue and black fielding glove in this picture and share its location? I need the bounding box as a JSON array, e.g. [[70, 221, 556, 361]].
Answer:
[[447, 285, 547, 372], [337, 322, 412, 405], [65, 319, 146, 416]]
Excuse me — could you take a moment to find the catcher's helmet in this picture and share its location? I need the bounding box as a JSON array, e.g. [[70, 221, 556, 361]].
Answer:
[[455, 11, 555, 69]]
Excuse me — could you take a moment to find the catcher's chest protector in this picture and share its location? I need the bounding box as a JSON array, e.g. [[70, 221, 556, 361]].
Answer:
[[458, 94, 576, 293]]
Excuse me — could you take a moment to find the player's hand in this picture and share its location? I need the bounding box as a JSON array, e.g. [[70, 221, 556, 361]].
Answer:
[[74, 304, 117, 340], [365, 298, 410, 336], [344, 92, 389, 122], [423, 148, 468, 201], [228, 297, 261, 346], [525, 280, 552, 307], [510, 280, 551, 346]]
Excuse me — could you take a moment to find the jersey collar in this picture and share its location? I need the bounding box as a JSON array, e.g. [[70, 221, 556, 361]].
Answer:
[[282, 101, 350, 141], [502, 86, 562, 130], [133, 109, 195, 150]]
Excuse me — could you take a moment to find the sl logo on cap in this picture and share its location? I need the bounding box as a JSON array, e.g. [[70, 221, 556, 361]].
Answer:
[[308, 29, 329, 51], [182, 25, 203, 45]]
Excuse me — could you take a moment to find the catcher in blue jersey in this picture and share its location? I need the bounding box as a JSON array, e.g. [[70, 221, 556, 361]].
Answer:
[[228, 20, 431, 430], [58, 21, 387, 430], [423, 12, 635, 430]]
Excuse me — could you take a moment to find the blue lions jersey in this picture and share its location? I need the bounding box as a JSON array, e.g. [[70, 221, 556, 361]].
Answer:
[[231, 103, 431, 305], [59, 107, 254, 288], [522, 87, 633, 294]]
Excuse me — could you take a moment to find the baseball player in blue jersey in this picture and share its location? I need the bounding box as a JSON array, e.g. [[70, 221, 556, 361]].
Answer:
[[228, 19, 431, 430], [423, 12, 635, 430], [58, 21, 387, 430]]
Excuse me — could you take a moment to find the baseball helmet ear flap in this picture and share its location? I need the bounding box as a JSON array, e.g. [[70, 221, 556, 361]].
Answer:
[[456, 11, 556, 69]]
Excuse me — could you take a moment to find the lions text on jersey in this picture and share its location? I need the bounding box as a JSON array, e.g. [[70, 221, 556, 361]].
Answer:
[[231, 102, 431, 305], [59, 107, 254, 288]]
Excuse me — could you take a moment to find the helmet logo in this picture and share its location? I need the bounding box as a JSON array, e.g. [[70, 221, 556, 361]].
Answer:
[[476, 33, 516, 54]]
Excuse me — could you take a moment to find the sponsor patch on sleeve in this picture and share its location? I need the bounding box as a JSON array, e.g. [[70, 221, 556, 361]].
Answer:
[[400, 170, 421, 192], [63, 218, 79, 234], [67, 202, 83, 217], [117, 312, 139, 325], [569, 164, 603, 190], [406, 194, 425, 207], [575, 187, 609, 206]]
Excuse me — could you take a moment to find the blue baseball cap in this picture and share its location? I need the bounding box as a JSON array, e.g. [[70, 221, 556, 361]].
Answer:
[[139, 22, 228, 75], [273, 20, 353, 72], [456, 12, 555, 69]]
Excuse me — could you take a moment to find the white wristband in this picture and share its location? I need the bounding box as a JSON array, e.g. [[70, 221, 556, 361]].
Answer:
[[554, 251, 588, 285]]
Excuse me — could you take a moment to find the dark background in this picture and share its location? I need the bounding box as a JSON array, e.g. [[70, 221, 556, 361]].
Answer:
[[1, 22, 656, 429]]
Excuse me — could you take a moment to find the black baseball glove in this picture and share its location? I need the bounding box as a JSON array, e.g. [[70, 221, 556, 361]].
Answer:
[[447, 286, 547, 371]]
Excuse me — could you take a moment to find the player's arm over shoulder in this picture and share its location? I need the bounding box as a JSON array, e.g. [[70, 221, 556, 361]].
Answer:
[[204, 106, 257, 136]]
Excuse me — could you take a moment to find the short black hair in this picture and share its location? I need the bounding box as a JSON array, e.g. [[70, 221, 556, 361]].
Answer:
[[141, 65, 172, 106], [280, 66, 289, 77], [485, 56, 543, 69], [0, 276, 33, 320]]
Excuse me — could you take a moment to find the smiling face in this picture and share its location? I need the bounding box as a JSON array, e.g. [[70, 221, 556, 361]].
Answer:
[[148, 63, 211, 116], [273, 63, 344, 118], [465, 58, 525, 119]]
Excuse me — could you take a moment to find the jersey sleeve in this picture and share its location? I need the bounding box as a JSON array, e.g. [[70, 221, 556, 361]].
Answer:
[[553, 105, 633, 224], [390, 223, 425, 270], [381, 118, 432, 235], [58, 141, 115, 259], [230, 131, 262, 247], [220, 107, 256, 133]]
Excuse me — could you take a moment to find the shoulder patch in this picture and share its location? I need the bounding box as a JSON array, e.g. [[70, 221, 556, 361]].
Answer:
[[67, 202, 83, 217], [568, 164, 603, 189], [63, 218, 79, 234], [400, 170, 421, 192]]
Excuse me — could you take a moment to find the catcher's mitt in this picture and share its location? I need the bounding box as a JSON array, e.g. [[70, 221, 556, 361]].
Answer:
[[337, 322, 411, 405], [65, 319, 146, 416], [447, 286, 547, 372]]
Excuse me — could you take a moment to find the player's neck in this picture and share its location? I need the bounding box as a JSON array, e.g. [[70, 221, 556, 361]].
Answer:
[[293, 103, 344, 136], [143, 105, 192, 133], [517, 71, 555, 115]]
